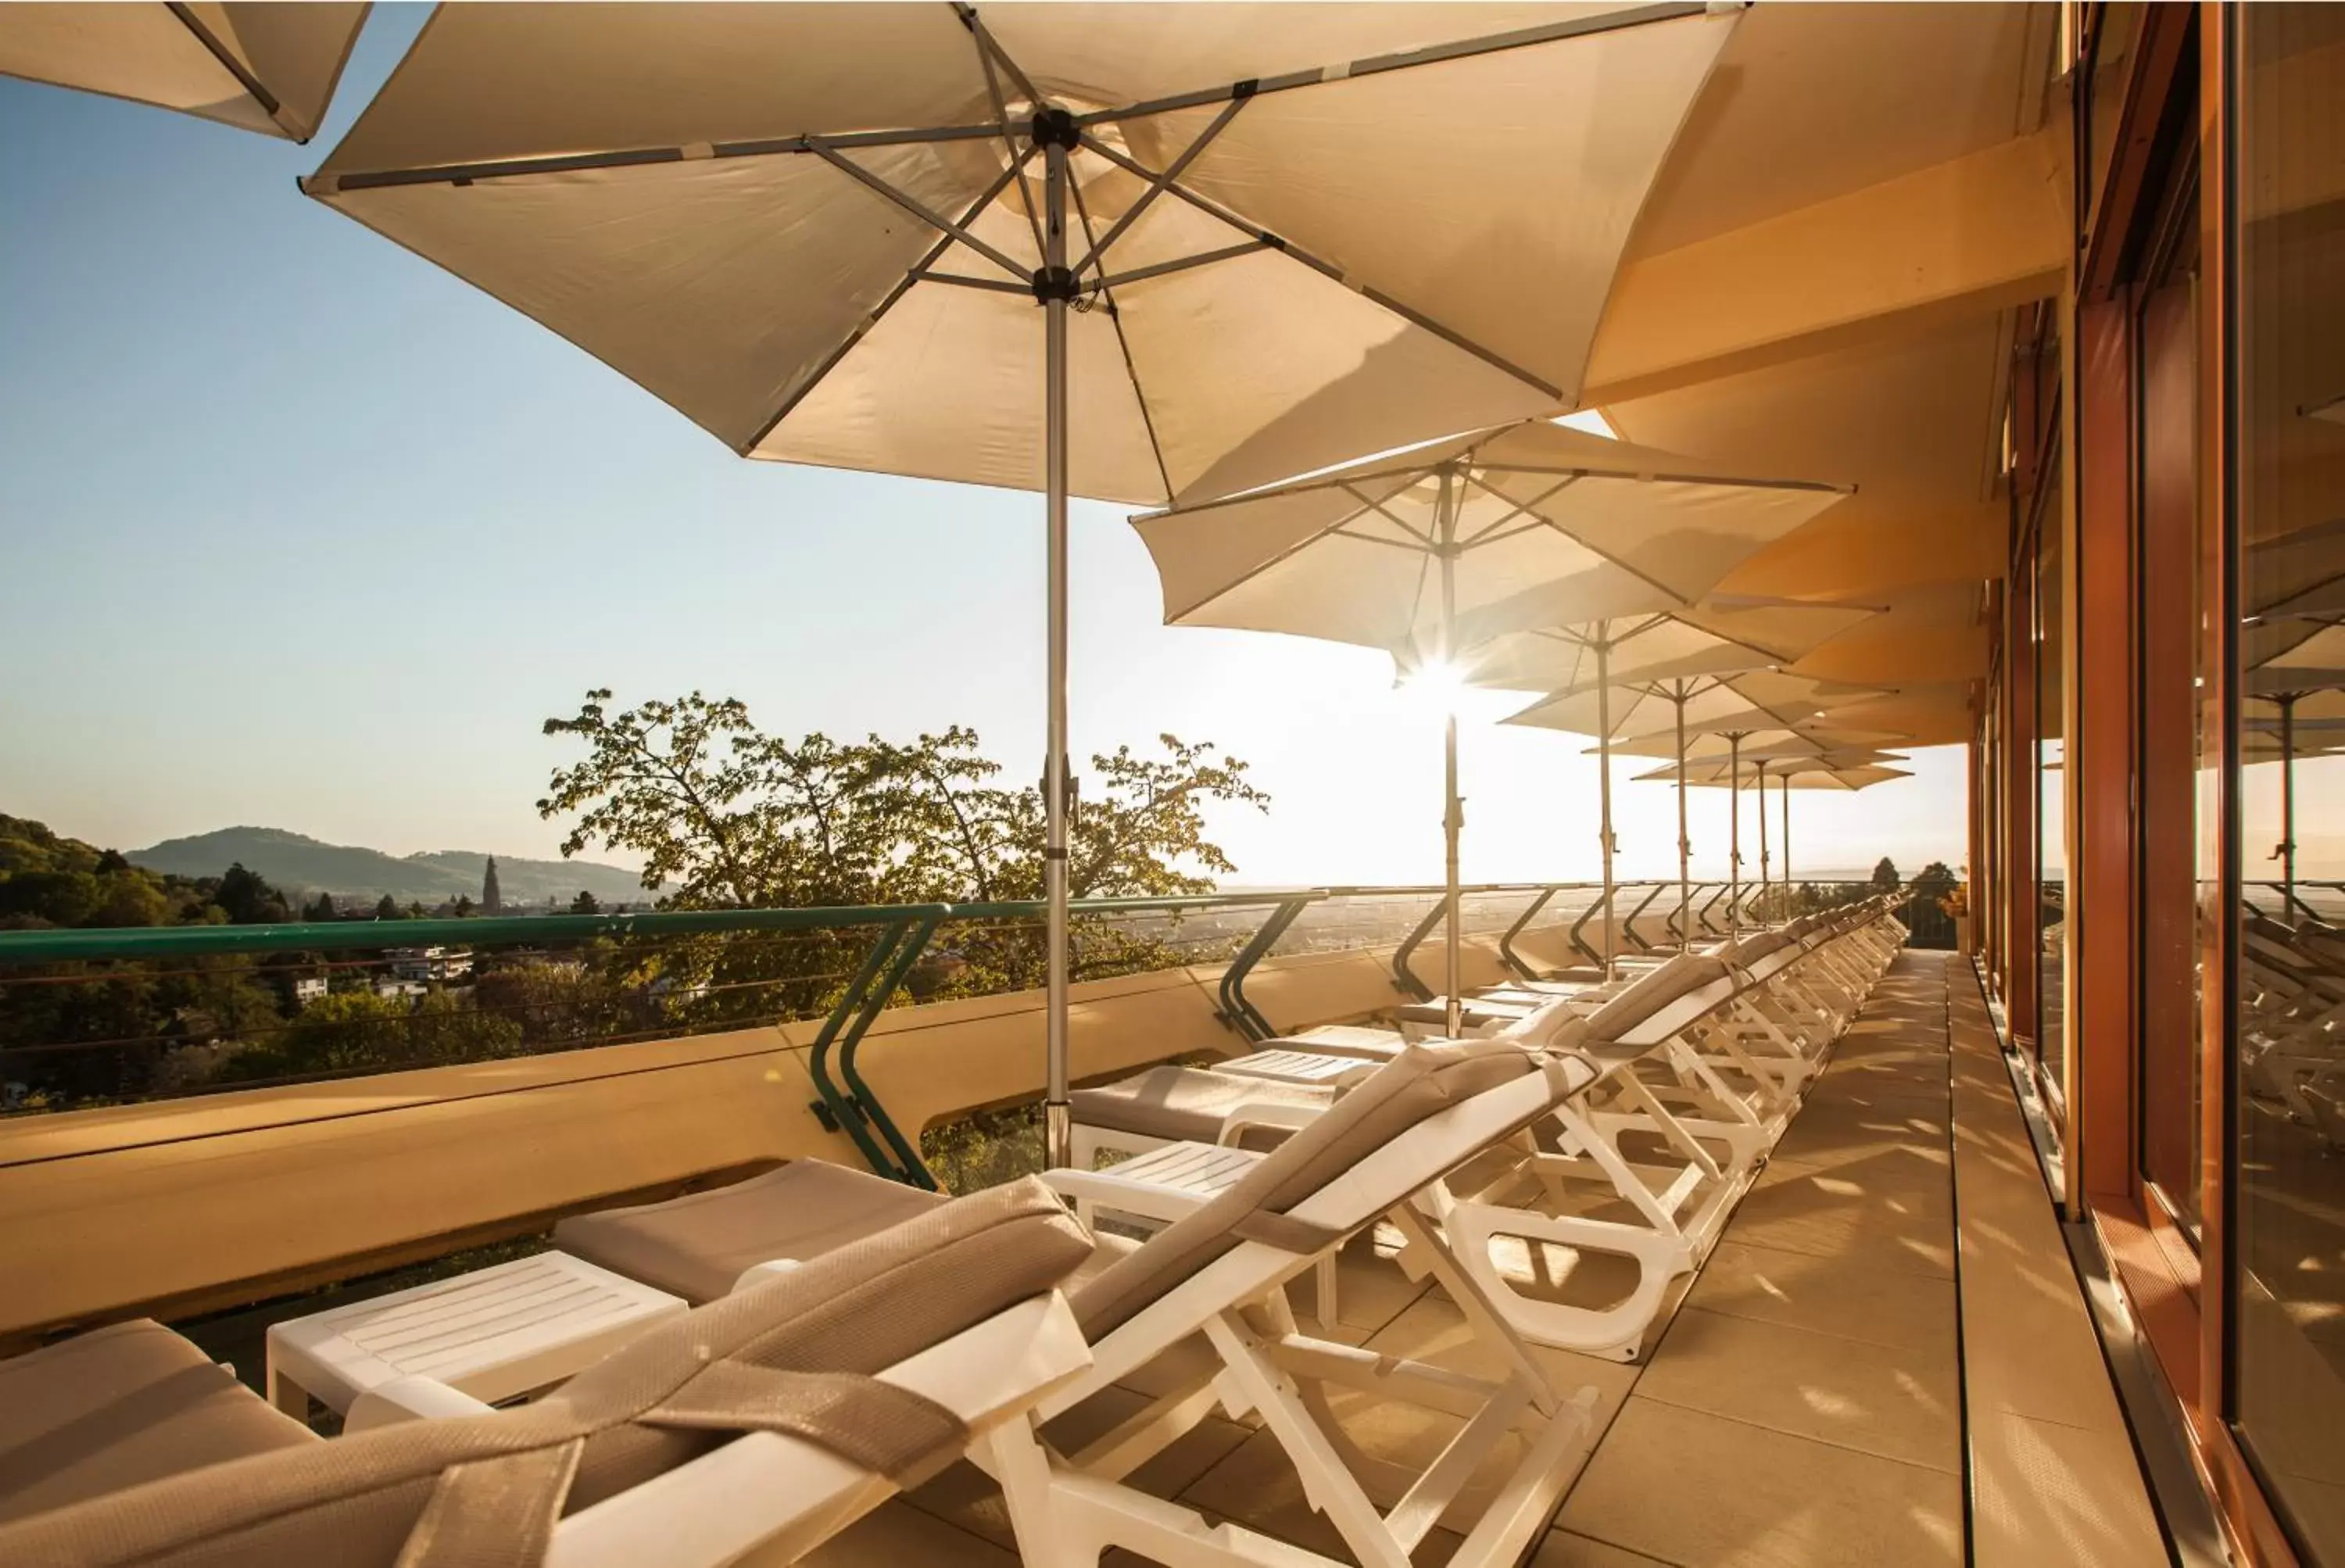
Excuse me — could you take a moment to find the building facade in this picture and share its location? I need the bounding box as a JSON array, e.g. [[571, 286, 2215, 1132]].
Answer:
[[1976, 9, 2345, 1561]]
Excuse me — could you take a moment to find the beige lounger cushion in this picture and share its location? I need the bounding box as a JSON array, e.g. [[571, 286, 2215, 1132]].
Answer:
[[1072, 1040, 1546, 1341], [556, 1157, 947, 1304], [0, 1319, 318, 1525], [0, 1177, 1091, 1568], [1581, 955, 1732, 1046], [1069, 1064, 1343, 1147]]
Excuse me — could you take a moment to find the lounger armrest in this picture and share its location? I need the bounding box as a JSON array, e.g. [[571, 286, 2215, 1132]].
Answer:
[[1217, 1101, 1323, 1144], [345, 1373, 498, 1432], [1041, 1164, 1215, 1217]]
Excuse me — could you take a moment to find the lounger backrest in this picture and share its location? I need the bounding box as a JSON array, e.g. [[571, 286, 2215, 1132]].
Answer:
[[1071, 1039, 1572, 1340], [1720, 932, 1795, 984], [1581, 954, 1736, 1050], [0, 1179, 1091, 1568]]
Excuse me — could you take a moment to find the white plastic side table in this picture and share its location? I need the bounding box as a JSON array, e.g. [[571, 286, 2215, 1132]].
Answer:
[[266, 1251, 686, 1417]]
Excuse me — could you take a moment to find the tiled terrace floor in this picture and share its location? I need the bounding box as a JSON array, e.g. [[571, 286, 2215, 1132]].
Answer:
[[806, 951, 2170, 1568]]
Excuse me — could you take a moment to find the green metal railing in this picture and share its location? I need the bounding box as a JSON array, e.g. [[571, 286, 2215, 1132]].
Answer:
[[0, 876, 1884, 1185]]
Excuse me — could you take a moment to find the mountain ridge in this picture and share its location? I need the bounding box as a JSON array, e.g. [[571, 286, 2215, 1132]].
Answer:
[[127, 825, 655, 907]]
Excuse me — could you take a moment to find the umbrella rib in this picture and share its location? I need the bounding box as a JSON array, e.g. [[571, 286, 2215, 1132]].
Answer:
[[1072, 101, 1248, 277], [1525, 513, 1692, 607], [970, 27, 1047, 260], [1453, 474, 1578, 549], [1095, 241, 1273, 289], [166, 1, 288, 129], [1338, 482, 1440, 549], [742, 152, 1030, 454], [1077, 3, 1712, 125], [1067, 172, 1177, 503], [1076, 135, 1561, 399], [1471, 462, 1848, 495], [307, 120, 1015, 193], [804, 139, 1033, 282], [915, 273, 1033, 295], [1162, 490, 1394, 623], [955, 3, 1047, 110]]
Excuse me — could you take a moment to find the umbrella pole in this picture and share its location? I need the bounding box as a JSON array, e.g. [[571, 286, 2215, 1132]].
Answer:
[[2279, 692, 2299, 919], [1041, 134, 1073, 1170], [1597, 631, 1616, 980], [1781, 768, 1793, 908], [1439, 473, 1464, 1038], [1756, 759, 1770, 923], [1727, 733, 1742, 937], [1675, 685, 1691, 953]]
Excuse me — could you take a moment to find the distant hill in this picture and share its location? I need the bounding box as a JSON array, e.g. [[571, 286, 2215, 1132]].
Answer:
[[127, 827, 654, 908]]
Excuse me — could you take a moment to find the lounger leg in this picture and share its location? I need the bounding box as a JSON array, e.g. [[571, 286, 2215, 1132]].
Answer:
[[982, 1418, 1108, 1568], [1203, 1312, 1415, 1568]]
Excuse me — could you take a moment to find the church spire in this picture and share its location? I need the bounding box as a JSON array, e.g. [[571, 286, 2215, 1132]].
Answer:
[[482, 856, 503, 915]]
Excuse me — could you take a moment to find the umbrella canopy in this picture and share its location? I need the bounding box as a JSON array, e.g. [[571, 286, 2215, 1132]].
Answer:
[[1642, 755, 1911, 915], [0, 4, 368, 141], [1485, 638, 1871, 958], [1454, 600, 1878, 696], [1140, 420, 1849, 653], [306, 3, 1740, 507], [1139, 414, 1848, 1007], [305, 2, 1745, 1163]]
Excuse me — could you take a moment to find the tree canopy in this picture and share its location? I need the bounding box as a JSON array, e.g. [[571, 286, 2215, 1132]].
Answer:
[[539, 689, 1268, 911]]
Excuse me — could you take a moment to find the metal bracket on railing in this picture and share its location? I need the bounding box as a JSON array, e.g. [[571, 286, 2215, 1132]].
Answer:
[[1497, 887, 1558, 980], [1620, 883, 1665, 954], [1568, 887, 1609, 969], [1391, 899, 1449, 1001], [1217, 893, 1319, 1041], [806, 908, 948, 1187], [1696, 883, 1729, 937], [832, 908, 947, 1189]]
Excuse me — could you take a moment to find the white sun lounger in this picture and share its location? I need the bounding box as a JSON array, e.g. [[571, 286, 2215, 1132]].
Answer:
[[0, 1179, 1095, 1568], [986, 1038, 1609, 1568]]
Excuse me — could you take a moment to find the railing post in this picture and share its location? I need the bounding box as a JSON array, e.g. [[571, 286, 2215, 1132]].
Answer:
[[834, 907, 949, 1189], [1498, 887, 1558, 980], [1696, 882, 1729, 936], [805, 917, 923, 1182], [1391, 898, 1449, 1001], [1567, 886, 1608, 969], [1218, 893, 1319, 1041], [1619, 883, 1665, 954]]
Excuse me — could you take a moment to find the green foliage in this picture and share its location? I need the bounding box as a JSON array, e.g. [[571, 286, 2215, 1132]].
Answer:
[[570, 889, 601, 915], [1871, 857, 1902, 890], [374, 894, 400, 921], [1911, 861, 1957, 897], [213, 863, 292, 925], [538, 689, 1267, 911], [537, 689, 1271, 1012], [214, 987, 523, 1085]]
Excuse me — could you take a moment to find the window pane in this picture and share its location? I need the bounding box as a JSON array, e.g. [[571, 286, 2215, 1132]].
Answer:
[[2037, 459, 2068, 1098], [2234, 8, 2345, 1556]]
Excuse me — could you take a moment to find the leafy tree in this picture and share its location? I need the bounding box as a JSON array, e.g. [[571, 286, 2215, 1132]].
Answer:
[[453, 894, 475, 918], [539, 689, 1266, 911], [374, 894, 399, 921], [305, 892, 338, 922], [213, 863, 291, 925], [1871, 857, 1901, 890], [1912, 861, 1957, 898], [570, 889, 601, 915]]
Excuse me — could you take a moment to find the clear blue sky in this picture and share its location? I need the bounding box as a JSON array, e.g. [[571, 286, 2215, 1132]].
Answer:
[[0, 6, 1967, 889]]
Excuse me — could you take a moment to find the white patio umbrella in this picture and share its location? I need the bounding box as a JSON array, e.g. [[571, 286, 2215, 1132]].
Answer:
[[1503, 660, 1883, 951], [303, 2, 1744, 1164], [1638, 754, 1910, 924], [1137, 418, 1847, 1029], [0, 4, 369, 141]]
